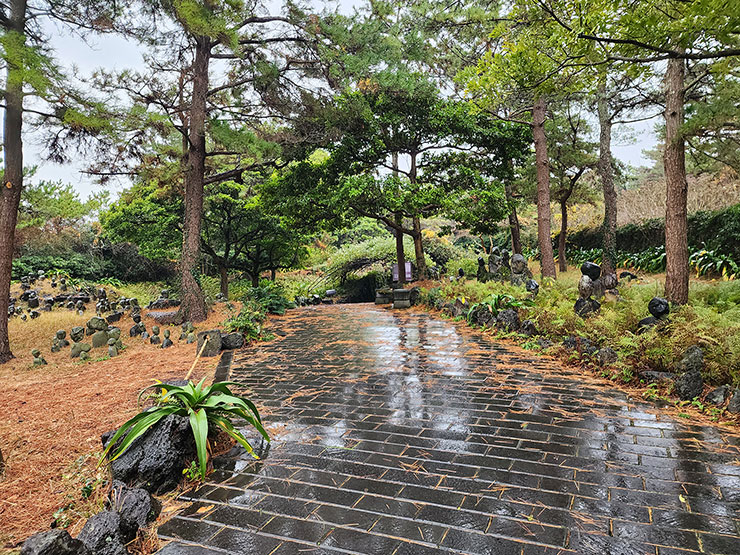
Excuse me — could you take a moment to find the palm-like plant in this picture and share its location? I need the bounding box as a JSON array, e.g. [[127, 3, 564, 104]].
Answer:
[[100, 378, 269, 479]]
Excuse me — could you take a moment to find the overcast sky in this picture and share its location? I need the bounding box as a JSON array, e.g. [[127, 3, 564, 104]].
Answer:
[[23, 12, 659, 201]]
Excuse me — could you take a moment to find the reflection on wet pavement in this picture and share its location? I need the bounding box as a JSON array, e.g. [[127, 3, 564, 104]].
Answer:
[[158, 304, 740, 555]]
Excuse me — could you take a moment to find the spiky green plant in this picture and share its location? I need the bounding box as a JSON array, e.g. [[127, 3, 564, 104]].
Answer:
[[100, 378, 269, 479]]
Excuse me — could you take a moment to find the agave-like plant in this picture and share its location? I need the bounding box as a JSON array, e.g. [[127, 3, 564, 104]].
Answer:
[[100, 378, 269, 479]]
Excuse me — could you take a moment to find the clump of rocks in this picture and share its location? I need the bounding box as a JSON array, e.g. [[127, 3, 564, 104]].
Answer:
[[574, 262, 603, 317], [509, 254, 532, 286], [638, 296, 670, 332]]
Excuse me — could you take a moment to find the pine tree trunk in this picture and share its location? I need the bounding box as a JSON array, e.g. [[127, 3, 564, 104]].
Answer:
[[0, 0, 28, 363], [532, 97, 557, 278], [504, 180, 522, 254], [597, 78, 618, 276], [663, 56, 689, 304], [412, 216, 427, 280], [558, 199, 568, 272], [177, 35, 210, 323], [251, 273, 260, 287], [219, 263, 228, 298], [395, 212, 406, 284]]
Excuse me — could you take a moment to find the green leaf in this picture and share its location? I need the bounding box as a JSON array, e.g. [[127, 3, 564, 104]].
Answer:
[[189, 407, 210, 479]]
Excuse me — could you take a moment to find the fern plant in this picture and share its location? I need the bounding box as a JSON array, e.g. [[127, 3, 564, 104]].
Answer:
[[100, 378, 269, 479]]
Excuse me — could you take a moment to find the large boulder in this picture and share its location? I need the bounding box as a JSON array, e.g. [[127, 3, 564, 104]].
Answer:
[[495, 308, 520, 332], [468, 304, 494, 327], [196, 330, 222, 357], [676, 370, 703, 401], [21, 530, 91, 555], [77, 512, 128, 555], [220, 332, 244, 350], [102, 414, 195, 495]]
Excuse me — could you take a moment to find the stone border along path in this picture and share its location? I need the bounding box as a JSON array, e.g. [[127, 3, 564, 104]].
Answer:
[[157, 304, 740, 555]]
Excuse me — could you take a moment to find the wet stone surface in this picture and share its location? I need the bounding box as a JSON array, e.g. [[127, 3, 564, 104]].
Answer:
[[158, 305, 740, 554]]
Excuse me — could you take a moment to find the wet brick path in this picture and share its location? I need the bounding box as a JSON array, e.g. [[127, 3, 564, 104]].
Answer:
[[159, 304, 740, 554]]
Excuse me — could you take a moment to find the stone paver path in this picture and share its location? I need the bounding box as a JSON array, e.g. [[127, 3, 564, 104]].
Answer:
[[159, 304, 740, 555]]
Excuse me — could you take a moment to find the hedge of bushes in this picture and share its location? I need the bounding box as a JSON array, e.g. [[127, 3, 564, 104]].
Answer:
[[562, 203, 740, 262], [12, 242, 174, 283]]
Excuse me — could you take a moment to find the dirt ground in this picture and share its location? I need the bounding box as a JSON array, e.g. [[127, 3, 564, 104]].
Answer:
[[0, 295, 237, 550]]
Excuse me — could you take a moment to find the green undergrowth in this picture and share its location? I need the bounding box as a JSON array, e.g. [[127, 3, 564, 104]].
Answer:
[[424, 275, 740, 387]]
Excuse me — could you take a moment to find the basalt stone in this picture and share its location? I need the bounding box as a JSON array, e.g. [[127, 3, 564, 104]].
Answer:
[[71, 342, 91, 359], [637, 316, 660, 332], [87, 316, 107, 332], [620, 271, 638, 281], [468, 304, 494, 327], [574, 297, 600, 317], [602, 273, 618, 290], [185, 332, 196, 344], [196, 330, 222, 357], [450, 297, 469, 318], [510, 254, 527, 275], [179, 322, 194, 340], [409, 287, 422, 306], [537, 337, 553, 349], [106, 312, 123, 324], [676, 368, 703, 401], [30, 310, 40, 319], [495, 308, 520, 332], [706, 385, 729, 406], [457, 267, 465, 278], [70, 325, 84, 342], [677, 345, 703, 375], [577, 275, 594, 298], [727, 389, 740, 413], [108, 338, 118, 358], [77, 511, 128, 555], [108, 327, 121, 341], [648, 297, 670, 319], [102, 414, 196, 494], [32, 349, 48, 366], [27, 296, 39, 309], [392, 288, 412, 309], [525, 279, 539, 297], [92, 330, 109, 349], [595, 347, 618, 366], [580, 261, 601, 281], [476, 257, 489, 282], [108, 481, 161, 540], [221, 332, 244, 350], [20, 529, 92, 555], [519, 319, 538, 337], [161, 330, 173, 349], [132, 313, 142, 324]]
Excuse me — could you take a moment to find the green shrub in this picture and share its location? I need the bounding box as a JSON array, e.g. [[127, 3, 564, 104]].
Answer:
[[223, 301, 266, 340], [101, 378, 269, 480], [244, 282, 294, 315], [563, 202, 740, 263]]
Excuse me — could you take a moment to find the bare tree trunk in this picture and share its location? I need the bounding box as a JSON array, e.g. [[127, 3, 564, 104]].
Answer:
[[219, 263, 228, 298], [411, 216, 427, 280], [558, 198, 568, 272], [663, 56, 689, 304], [177, 35, 210, 323], [0, 0, 27, 363], [504, 179, 522, 254], [392, 153, 406, 284], [532, 97, 557, 278], [270, 269, 276, 281], [251, 273, 260, 287], [408, 151, 427, 280], [597, 78, 618, 276], [395, 212, 406, 284]]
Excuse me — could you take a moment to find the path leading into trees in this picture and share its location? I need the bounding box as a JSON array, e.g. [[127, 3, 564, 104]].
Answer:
[[158, 304, 740, 555]]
